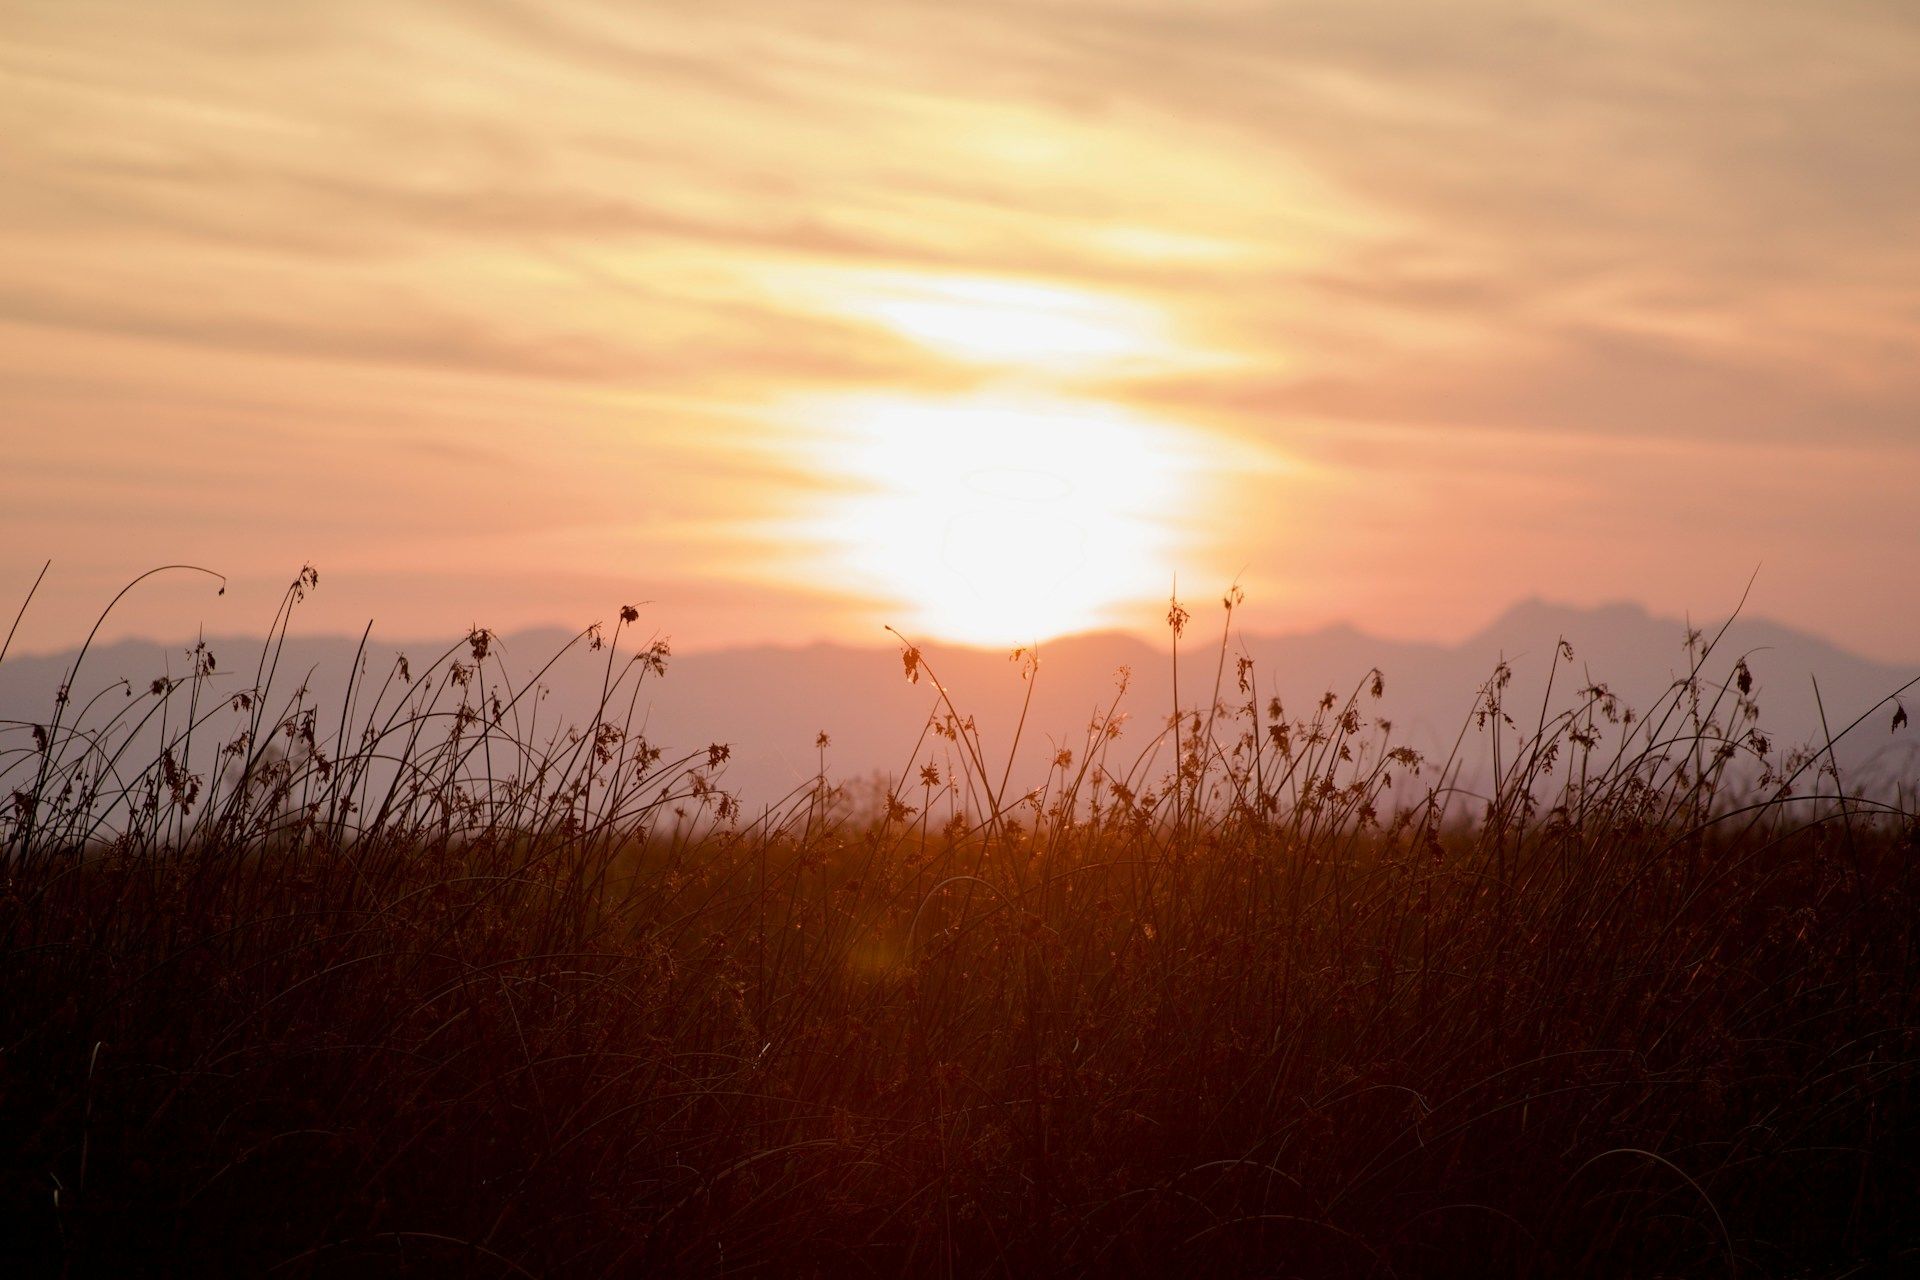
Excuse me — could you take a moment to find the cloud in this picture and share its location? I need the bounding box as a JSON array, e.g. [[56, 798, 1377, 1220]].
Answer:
[[1126, 319, 1920, 453]]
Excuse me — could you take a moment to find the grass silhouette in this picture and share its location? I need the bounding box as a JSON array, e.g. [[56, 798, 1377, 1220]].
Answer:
[[3, 567, 1916, 1276]]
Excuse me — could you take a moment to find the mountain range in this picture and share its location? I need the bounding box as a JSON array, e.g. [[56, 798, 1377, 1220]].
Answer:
[[4, 600, 1914, 809]]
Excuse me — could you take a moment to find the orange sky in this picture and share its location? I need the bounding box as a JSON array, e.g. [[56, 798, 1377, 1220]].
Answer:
[[3, 0, 1918, 659]]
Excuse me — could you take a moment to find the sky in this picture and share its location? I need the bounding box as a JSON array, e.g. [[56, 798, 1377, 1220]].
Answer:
[[3, 0, 1917, 660]]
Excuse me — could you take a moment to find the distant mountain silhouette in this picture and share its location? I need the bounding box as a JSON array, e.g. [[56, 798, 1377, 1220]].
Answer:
[[3, 601, 1914, 807]]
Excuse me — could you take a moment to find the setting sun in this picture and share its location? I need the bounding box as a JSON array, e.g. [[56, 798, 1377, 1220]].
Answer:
[[779, 392, 1227, 646]]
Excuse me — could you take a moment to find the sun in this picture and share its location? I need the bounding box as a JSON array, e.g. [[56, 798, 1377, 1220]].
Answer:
[[752, 268, 1251, 645], [782, 392, 1216, 647]]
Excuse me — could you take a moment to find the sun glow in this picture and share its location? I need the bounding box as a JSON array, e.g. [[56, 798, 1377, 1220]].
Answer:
[[777, 270, 1175, 370], [782, 393, 1220, 646]]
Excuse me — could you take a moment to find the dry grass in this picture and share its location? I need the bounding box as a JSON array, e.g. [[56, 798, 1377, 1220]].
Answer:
[[3, 567, 1917, 1277]]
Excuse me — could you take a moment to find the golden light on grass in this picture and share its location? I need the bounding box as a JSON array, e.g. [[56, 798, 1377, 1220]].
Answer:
[[779, 392, 1229, 646]]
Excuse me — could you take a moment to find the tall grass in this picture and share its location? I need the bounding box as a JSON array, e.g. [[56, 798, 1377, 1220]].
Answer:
[[3, 568, 1916, 1276]]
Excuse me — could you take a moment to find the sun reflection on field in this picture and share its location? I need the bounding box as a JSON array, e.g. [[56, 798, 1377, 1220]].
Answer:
[[779, 393, 1222, 646]]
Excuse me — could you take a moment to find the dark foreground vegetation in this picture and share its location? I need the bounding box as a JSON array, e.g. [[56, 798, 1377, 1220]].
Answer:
[[4, 569, 1917, 1276]]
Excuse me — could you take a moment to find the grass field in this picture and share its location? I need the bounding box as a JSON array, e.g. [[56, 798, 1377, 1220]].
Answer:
[[4, 569, 1916, 1276]]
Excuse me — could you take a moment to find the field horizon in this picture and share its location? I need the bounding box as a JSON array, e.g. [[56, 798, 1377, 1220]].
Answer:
[[6, 579, 1913, 810]]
